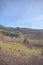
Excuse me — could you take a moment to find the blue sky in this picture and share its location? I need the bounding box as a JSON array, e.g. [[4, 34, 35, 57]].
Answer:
[[0, 0, 43, 29]]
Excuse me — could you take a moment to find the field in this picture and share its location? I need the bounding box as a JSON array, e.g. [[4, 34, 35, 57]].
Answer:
[[0, 41, 43, 65], [0, 41, 41, 56]]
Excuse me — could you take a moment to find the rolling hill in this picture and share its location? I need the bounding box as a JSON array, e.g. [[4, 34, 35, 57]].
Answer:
[[0, 25, 43, 48], [0, 25, 43, 40]]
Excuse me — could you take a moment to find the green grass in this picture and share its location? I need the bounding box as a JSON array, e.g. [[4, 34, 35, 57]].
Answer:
[[0, 41, 41, 56]]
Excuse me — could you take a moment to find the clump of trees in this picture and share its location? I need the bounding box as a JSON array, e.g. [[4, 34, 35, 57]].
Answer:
[[23, 38, 29, 45], [0, 31, 20, 38]]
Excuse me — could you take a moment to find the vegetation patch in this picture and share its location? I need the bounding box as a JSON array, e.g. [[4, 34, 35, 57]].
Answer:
[[0, 41, 41, 56]]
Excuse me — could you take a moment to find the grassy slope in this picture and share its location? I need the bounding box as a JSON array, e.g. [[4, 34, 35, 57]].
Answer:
[[0, 41, 41, 56]]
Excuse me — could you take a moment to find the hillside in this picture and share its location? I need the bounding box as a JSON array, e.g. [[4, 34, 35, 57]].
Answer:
[[0, 41, 43, 65], [0, 25, 43, 65], [0, 41, 41, 56], [0, 25, 43, 40], [0, 25, 43, 48]]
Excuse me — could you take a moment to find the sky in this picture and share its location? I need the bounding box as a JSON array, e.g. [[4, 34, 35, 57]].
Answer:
[[0, 0, 43, 29]]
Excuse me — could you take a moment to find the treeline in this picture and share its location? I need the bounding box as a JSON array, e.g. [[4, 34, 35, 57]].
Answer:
[[0, 31, 20, 38]]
